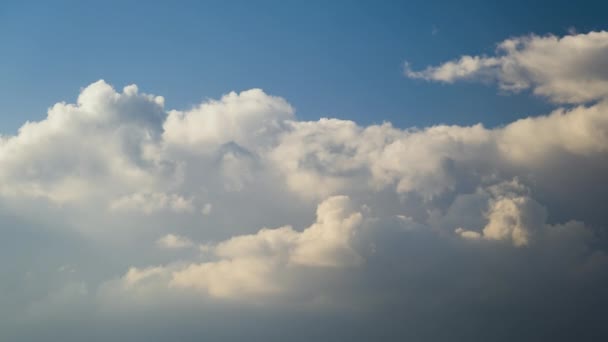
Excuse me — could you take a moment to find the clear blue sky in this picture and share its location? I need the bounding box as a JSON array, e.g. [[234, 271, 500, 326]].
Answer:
[[1, 0, 606, 133]]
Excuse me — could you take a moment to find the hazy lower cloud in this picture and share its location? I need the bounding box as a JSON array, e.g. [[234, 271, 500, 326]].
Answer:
[[2, 31, 608, 341]]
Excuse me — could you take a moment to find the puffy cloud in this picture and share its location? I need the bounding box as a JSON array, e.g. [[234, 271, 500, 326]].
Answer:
[[454, 227, 481, 240], [0, 80, 170, 203], [498, 100, 608, 163], [454, 180, 546, 246], [270, 119, 494, 200], [168, 196, 364, 298], [406, 31, 608, 103], [1, 77, 606, 249], [123, 266, 168, 287], [103, 197, 366, 301], [163, 88, 294, 151], [2, 37, 608, 340]]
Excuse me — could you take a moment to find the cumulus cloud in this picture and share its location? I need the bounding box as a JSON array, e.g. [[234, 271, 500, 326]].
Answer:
[[454, 180, 546, 246], [406, 31, 608, 103], [3, 31, 608, 340], [124, 196, 365, 299], [0, 80, 170, 203], [163, 88, 295, 151]]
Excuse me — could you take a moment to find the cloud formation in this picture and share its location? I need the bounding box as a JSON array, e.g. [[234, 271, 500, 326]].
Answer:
[[406, 31, 608, 104], [156, 234, 195, 249], [3, 30, 608, 341]]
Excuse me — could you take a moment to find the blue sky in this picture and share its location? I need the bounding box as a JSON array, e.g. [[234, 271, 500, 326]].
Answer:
[[2, 0, 606, 134]]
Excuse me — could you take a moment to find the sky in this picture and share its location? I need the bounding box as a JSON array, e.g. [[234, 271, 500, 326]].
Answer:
[[2, 1, 608, 341], [2, 0, 607, 132]]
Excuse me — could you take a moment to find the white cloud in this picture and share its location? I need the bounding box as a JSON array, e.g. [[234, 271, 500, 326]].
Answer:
[[102, 197, 366, 300], [169, 196, 363, 298], [498, 100, 608, 163], [123, 266, 168, 287], [405, 56, 501, 83], [453, 180, 545, 246], [455, 227, 481, 240], [2, 46, 608, 341], [156, 234, 194, 249], [0, 80, 170, 203], [163, 88, 295, 151], [109, 192, 195, 215], [406, 31, 608, 103]]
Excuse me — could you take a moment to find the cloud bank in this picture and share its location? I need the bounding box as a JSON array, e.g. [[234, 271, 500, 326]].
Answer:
[[2, 31, 608, 341]]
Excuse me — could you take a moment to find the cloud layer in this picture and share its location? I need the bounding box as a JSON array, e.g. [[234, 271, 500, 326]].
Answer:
[[3, 31, 608, 341]]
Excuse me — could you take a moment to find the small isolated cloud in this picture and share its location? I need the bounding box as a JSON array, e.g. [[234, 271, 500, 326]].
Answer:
[[455, 227, 481, 240], [109, 192, 194, 215], [156, 234, 194, 249], [201, 203, 212, 216]]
